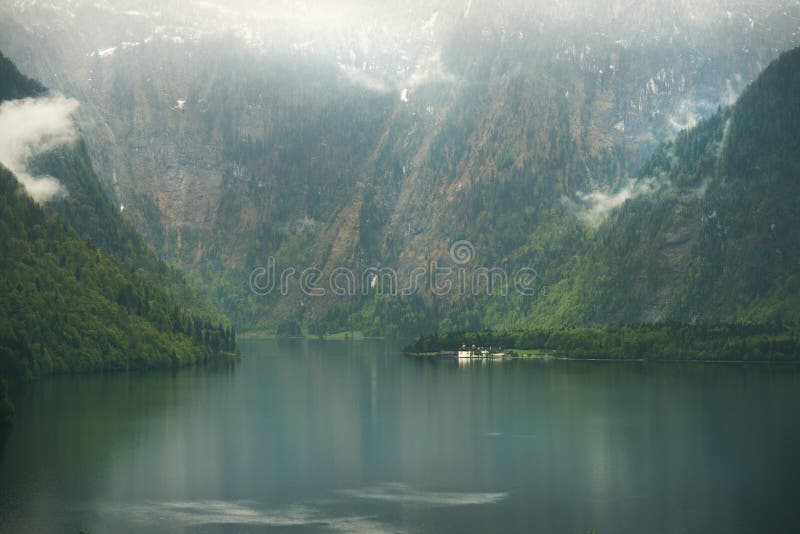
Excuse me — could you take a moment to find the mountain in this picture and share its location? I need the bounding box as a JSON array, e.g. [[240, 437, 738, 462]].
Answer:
[[506, 46, 800, 327], [404, 47, 800, 358], [1, 2, 798, 337], [0, 52, 236, 429]]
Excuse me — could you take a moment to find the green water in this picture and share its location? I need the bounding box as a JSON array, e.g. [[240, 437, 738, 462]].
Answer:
[[1, 339, 799, 533]]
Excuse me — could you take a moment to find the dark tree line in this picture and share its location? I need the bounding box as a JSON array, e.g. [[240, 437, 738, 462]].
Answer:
[[406, 323, 800, 362]]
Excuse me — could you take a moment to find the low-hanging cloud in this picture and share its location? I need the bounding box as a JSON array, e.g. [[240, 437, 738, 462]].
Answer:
[[337, 48, 461, 101], [572, 177, 661, 227], [0, 94, 80, 202], [669, 79, 741, 132], [337, 62, 394, 93]]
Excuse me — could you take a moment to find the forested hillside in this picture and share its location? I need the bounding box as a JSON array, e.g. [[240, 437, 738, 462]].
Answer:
[[518, 47, 800, 328], [279, 46, 800, 335], [0, 52, 236, 431], [0, 164, 234, 379], [406, 323, 800, 362]]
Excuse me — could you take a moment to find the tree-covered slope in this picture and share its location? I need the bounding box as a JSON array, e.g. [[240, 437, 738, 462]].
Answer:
[[0, 52, 237, 430], [0, 51, 44, 101], [2, 51, 220, 325], [527, 47, 800, 327], [0, 164, 234, 380], [34, 138, 227, 325]]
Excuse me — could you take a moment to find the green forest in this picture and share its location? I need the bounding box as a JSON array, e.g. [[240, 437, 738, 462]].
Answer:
[[406, 323, 800, 362], [0, 52, 237, 432]]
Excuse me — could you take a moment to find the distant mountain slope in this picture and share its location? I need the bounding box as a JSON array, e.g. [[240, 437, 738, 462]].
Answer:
[[3, 2, 797, 336], [525, 47, 800, 327], [0, 52, 236, 430]]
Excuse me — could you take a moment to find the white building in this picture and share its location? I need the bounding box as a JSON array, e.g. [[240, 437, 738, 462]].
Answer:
[[458, 346, 474, 359]]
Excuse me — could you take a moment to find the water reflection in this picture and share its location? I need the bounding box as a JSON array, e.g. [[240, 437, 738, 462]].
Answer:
[[1, 340, 799, 533], [338, 483, 507, 506], [97, 499, 394, 532], [93, 483, 508, 531]]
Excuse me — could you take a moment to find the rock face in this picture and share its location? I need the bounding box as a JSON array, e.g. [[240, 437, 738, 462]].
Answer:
[[2, 1, 799, 334]]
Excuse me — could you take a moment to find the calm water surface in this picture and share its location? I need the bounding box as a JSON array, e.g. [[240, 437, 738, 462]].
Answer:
[[1, 339, 799, 533]]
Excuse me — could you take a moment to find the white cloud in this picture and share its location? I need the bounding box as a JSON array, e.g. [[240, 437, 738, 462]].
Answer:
[[406, 49, 460, 89], [338, 47, 460, 98], [574, 177, 661, 227], [668, 101, 703, 131], [96, 47, 117, 58], [0, 95, 80, 202], [337, 63, 393, 93], [669, 78, 742, 131]]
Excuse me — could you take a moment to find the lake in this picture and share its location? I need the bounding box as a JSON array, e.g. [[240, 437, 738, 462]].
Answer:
[[1, 339, 799, 533]]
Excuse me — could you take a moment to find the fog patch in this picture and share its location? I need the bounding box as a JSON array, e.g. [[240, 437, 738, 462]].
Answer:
[[0, 95, 80, 202], [406, 49, 460, 89], [338, 48, 460, 98], [337, 63, 394, 93], [668, 100, 705, 131], [669, 78, 741, 131], [572, 177, 662, 227]]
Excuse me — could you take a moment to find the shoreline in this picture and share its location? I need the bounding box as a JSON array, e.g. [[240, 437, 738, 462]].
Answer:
[[403, 351, 800, 365]]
